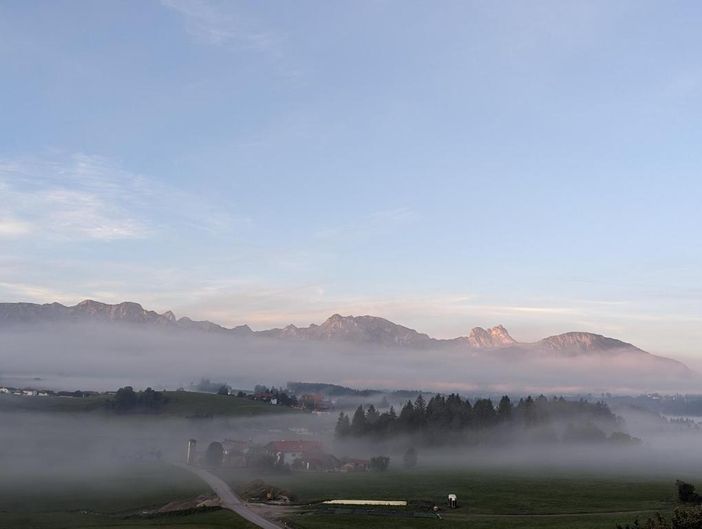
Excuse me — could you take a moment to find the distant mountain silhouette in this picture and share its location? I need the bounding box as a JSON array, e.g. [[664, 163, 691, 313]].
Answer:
[[0, 299, 691, 376], [0, 299, 252, 335]]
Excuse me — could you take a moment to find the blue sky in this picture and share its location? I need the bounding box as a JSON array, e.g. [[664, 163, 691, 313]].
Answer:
[[1, 1, 701, 360]]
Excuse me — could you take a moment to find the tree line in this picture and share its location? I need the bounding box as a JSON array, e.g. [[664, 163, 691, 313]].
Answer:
[[335, 393, 626, 444], [105, 386, 167, 413]]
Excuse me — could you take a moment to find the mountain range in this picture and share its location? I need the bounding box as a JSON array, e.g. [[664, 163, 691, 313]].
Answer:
[[0, 299, 691, 376]]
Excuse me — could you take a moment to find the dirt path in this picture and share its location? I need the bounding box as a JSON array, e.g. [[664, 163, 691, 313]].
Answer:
[[175, 463, 283, 529]]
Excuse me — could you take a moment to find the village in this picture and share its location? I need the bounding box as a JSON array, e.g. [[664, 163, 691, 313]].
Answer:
[[0, 386, 52, 397], [186, 438, 372, 473]]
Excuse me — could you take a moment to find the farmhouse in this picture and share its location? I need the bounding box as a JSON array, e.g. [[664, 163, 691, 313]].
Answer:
[[266, 440, 324, 465], [252, 391, 276, 403], [339, 457, 369, 472], [264, 440, 340, 470], [222, 439, 252, 467], [292, 452, 340, 471], [299, 393, 333, 411]]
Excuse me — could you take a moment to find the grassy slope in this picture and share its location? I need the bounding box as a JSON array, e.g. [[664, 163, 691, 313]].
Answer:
[[0, 391, 295, 417], [0, 463, 259, 529]]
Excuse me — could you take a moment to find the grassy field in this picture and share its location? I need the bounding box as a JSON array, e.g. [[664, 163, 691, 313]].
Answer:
[[0, 391, 295, 417], [1, 463, 683, 529], [0, 463, 259, 529], [218, 468, 681, 529], [0, 510, 252, 529]]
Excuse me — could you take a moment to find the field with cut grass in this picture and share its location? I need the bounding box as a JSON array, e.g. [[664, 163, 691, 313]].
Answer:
[[219, 467, 683, 529]]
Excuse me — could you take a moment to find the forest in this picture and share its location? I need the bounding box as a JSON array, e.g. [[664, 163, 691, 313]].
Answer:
[[335, 394, 638, 446]]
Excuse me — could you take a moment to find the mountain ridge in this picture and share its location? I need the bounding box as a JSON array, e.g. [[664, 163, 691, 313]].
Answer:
[[0, 299, 691, 374]]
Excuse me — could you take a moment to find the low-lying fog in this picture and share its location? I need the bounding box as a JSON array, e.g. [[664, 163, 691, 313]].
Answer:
[[2, 405, 702, 483], [0, 322, 697, 394], [3, 321, 702, 488]]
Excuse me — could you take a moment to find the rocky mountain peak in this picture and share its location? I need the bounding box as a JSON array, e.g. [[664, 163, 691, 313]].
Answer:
[[0, 300, 692, 377], [320, 314, 358, 331], [296, 314, 433, 348], [467, 325, 516, 348], [536, 332, 638, 355]]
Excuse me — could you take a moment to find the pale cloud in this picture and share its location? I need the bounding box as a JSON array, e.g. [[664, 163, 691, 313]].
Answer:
[[368, 206, 416, 223], [0, 281, 80, 305], [160, 0, 305, 82], [0, 154, 151, 241], [0, 152, 246, 242], [0, 218, 32, 238], [315, 207, 417, 241], [162, 0, 284, 57]]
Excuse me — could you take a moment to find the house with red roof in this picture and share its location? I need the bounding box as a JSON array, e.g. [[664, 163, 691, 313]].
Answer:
[[265, 439, 343, 470]]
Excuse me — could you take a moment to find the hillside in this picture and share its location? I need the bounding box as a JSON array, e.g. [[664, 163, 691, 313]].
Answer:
[[0, 390, 296, 417]]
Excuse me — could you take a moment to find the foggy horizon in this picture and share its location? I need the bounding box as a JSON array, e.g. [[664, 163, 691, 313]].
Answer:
[[2, 3, 702, 529]]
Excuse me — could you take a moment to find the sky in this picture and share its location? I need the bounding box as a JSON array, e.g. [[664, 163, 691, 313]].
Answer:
[[1, 1, 701, 361]]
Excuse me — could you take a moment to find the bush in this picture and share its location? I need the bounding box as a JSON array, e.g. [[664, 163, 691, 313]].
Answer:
[[403, 447, 418, 469], [677, 481, 702, 504], [205, 441, 224, 468], [369, 455, 390, 472], [672, 505, 702, 529]]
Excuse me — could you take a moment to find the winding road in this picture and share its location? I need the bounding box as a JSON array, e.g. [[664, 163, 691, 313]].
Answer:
[[176, 463, 282, 529]]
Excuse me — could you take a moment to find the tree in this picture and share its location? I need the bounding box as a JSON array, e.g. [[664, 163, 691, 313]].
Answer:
[[413, 394, 427, 429], [350, 405, 367, 436], [113, 386, 137, 411], [497, 395, 512, 421], [473, 398, 496, 428], [205, 441, 224, 468], [366, 404, 380, 429], [455, 395, 473, 429], [677, 481, 702, 504], [520, 396, 537, 426], [403, 447, 418, 469], [335, 412, 351, 438], [217, 385, 230, 396], [369, 456, 390, 472], [426, 394, 450, 431], [398, 400, 415, 432], [140, 387, 164, 409]]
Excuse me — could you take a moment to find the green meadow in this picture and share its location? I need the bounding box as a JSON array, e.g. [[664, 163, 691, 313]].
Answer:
[[219, 467, 683, 529], [0, 463, 258, 529]]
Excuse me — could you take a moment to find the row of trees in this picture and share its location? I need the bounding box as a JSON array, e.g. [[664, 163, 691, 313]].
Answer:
[[335, 393, 618, 442], [106, 386, 167, 413]]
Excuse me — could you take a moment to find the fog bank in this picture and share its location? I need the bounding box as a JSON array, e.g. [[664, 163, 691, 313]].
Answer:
[[0, 322, 697, 394]]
